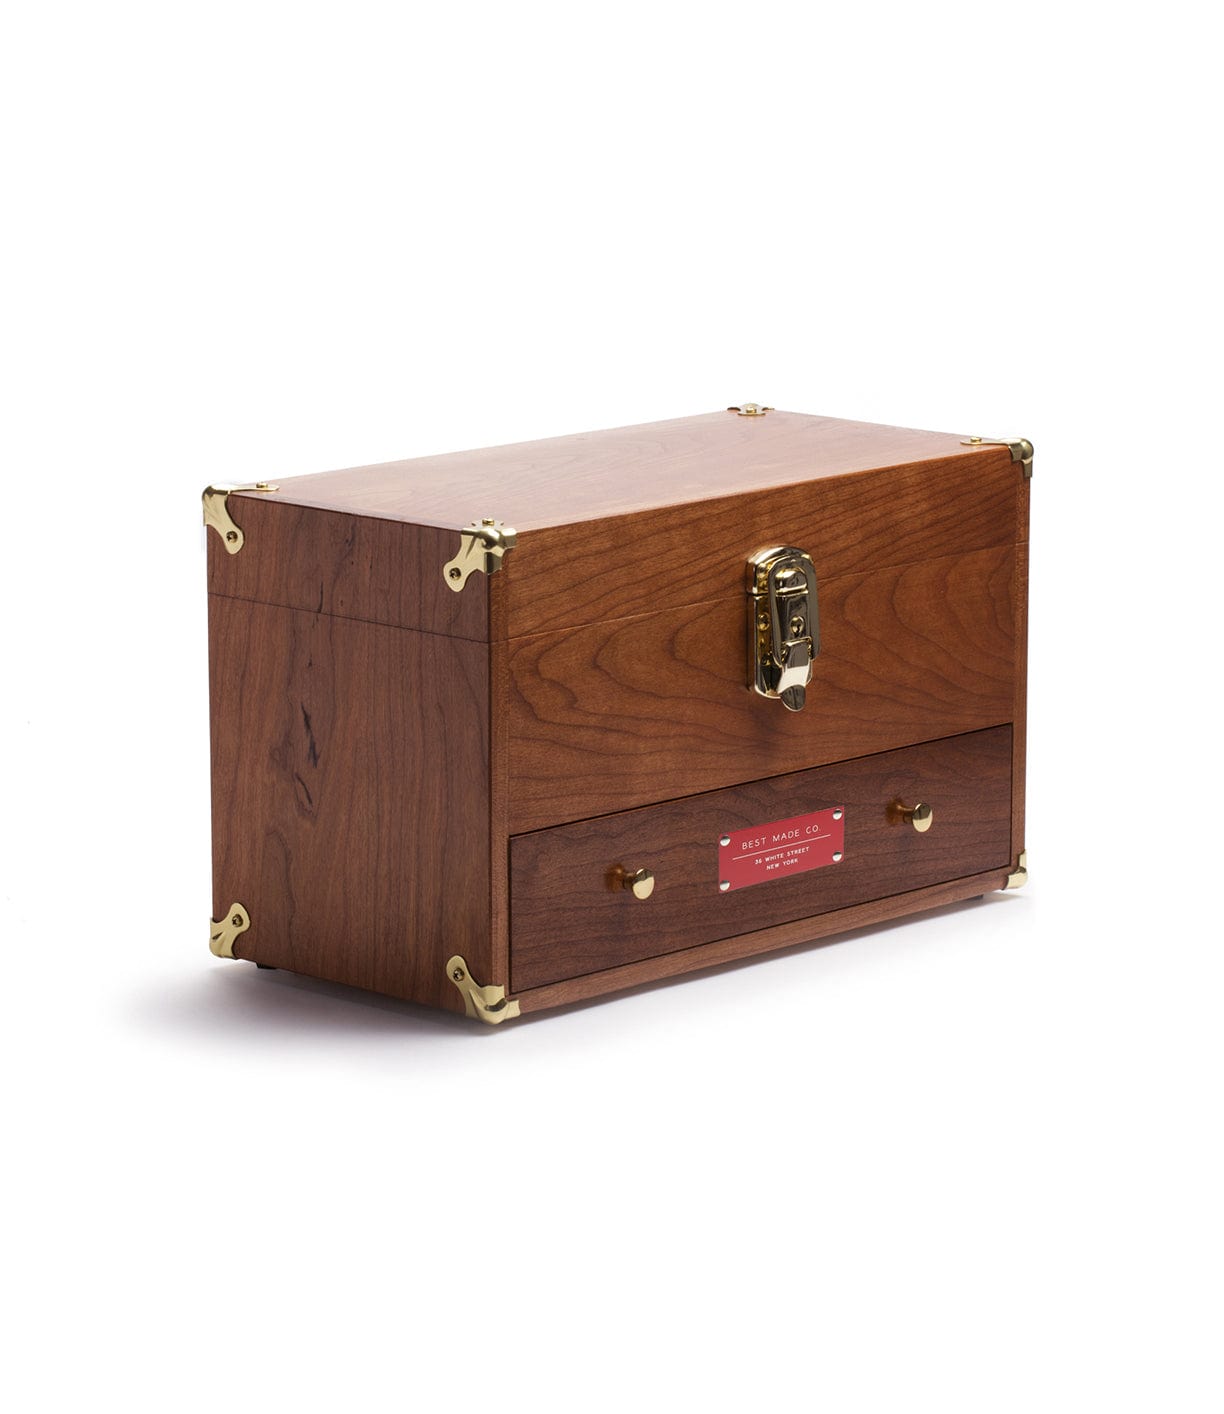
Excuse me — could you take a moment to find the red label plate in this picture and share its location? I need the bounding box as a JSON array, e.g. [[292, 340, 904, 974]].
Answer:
[[719, 807, 844, 892]]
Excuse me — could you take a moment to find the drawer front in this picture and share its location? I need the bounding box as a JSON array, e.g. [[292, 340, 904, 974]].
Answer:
[[510, 726, 1012, 991]]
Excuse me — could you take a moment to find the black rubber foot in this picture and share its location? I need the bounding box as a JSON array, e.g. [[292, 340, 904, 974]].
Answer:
[[255, 962, 277, 970]]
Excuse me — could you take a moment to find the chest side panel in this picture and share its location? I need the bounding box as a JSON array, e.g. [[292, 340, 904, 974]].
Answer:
[[208, 595, 492, 1011]]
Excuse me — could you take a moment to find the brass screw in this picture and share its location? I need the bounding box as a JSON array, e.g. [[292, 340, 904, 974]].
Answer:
[[448, 567, 462, 579], [481, 517, 496, 526], [789, 614, 805, 636], [452, 967, 465, 982], [231, 914, 243, 927], [226, 531, 238, 543]]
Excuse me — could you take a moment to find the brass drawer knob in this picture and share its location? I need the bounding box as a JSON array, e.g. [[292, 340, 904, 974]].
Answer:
[[618, 867, 655, 900], [890, 800, 933, 832]]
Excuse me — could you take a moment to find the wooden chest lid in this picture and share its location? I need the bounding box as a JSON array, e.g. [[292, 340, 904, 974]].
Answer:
[[209, 408, 1022, 643], [262, 409, 989, 531]]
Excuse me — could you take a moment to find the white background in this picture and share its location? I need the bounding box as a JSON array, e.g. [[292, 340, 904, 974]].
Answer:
[[2, 3, 1220, 1410]]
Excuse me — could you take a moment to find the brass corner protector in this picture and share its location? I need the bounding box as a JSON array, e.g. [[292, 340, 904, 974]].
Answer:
[[202, 482, 279, 554], [960, 436, 1034, 480], [1004, 850, 1029, 890], [727, 402, 773, 417], [442, 518, 518, 593], [446, 955, 521, 1025], [210, 902, 251, 958]]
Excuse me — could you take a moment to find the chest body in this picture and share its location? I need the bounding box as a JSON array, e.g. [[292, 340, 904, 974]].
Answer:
[[205, 407, 1031, 1021]]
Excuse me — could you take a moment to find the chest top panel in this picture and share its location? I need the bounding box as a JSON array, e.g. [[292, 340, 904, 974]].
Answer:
[[263, 409, 983, 531]]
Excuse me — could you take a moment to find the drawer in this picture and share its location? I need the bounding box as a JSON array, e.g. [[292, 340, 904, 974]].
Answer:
[[510, 726, 1012, 991]]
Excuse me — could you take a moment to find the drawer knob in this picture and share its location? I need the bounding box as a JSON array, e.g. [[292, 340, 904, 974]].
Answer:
[[617, 867, 656, 900], [890, 800, 933, 833]]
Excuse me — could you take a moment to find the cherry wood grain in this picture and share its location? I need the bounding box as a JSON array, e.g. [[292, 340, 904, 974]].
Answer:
[[514, 866, 1013, 1014], [261, 410, 1005, 533], [501, 450, 1019, 638], [208, 498, 488, 641], [506, 544, 1015, 832], [208, 595, 491, 1013], [488, 586, 513, 991], [510, 727, 1012, 991], [1011, 487, 1030, 864]]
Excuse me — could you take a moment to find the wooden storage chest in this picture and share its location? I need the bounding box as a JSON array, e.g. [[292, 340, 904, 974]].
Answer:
[[205, 406, 1031, 1022]]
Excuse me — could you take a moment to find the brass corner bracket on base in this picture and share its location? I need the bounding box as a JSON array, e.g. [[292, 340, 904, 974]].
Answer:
[[442, 518, 518, 592], [446, 955, 521, 1025], [1004, 850, 1029, 890], [727, 402, 773, 417], [960, 436, 1034, 480], [203, 483, 279, 554], [210, 902, 251, 958]]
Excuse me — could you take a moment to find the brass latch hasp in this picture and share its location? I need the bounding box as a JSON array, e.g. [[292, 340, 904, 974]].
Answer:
[[747, 546, 819, 712]]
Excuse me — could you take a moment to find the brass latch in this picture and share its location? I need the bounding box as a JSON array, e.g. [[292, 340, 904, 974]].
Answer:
[[747, 546, 819, 712]]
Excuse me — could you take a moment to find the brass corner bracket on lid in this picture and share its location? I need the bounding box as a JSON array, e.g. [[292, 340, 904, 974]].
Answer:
[[727, 403, 773, 417], [209, 901, 251, 958], [1004, 850, 1029, 890], [960, 436, 1035, 479], [442, 518, 518, 592], [446, 955, 521, 1025], [202, 482, 279, 554]]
